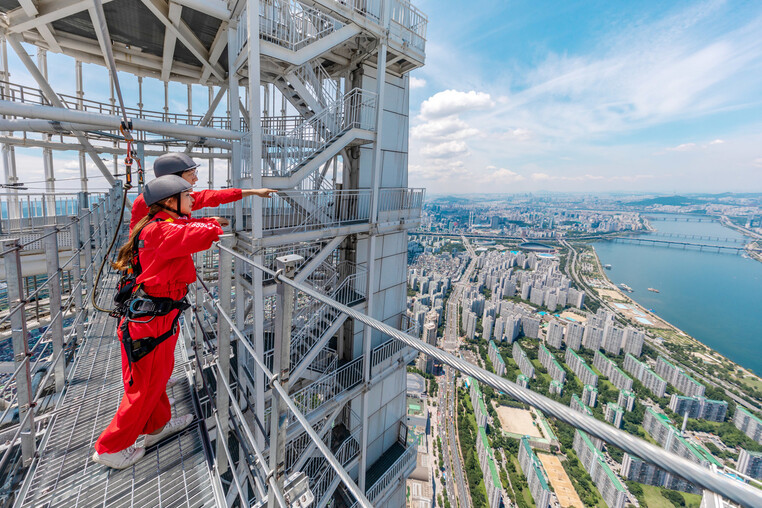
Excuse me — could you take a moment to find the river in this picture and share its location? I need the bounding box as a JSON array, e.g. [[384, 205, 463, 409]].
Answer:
[[593, 214, 762, 375]]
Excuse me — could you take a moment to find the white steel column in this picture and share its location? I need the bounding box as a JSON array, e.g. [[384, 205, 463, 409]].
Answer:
[[38, 48, 56, 212], [359, 1, 390, 492], [75, 60, 88, 193], [0, 35, 19, 220], [247, 0, 266, 450], [109, 73, 117, 175]]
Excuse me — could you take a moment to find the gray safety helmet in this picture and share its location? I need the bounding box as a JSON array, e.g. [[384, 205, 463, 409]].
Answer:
[[153, 152, 199, 177], [143, 175, 192, 207]]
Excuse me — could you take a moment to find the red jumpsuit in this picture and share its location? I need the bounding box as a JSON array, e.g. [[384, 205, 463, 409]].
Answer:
[[94, 212, 223, 454], [129, 188, 242, 231]]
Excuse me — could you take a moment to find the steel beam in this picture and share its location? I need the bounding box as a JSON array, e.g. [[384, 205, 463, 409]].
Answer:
[[6, 35, 116, 186], [215, 234, 234, 475], [0, 100, 242, 140], [0, 135, 229, 158], [139, 0, 226, 81], [8, 0, 116, 34]]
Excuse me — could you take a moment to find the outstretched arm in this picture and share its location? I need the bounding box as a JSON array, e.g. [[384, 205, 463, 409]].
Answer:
[[242, 188, 278, 198]]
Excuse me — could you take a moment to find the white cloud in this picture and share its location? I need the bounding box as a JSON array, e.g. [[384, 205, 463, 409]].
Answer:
[[709, 139, 725, 145], [753, 158, 762, 168], [420, 140, 469, 159], [410, 76, 427, 89], [480, 166, 524, 184], [502, 128, 532, 142], [668, 143, 698, 151], [411, 116, 478, 141], [419, 90, 494, 119]]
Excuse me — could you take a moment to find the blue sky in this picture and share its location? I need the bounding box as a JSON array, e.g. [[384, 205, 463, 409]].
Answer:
[[408, 0, 762, 194], [3, 0, 761, 195]]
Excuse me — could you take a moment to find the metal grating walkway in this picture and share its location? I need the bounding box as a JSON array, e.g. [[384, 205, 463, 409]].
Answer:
[[15, 270, 219, 508]]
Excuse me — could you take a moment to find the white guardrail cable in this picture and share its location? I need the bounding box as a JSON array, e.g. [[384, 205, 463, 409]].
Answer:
[[213, 242, 762, 508]]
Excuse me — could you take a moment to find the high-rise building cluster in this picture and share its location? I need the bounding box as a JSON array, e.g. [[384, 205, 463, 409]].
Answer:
[[565, 349, 598, 387], [573, 430, 628, 508], [643, 408, 721, 470], [488, 340, 506, 377], [408, 262, 452, 331], [655, 356, 706, 398], [538, 344, 566, 386], [455, 250, 585, 315], [469, 378, 505, 508], [593, 351, 634, 391], [513, 342, 536, 379], [580, 309, 644, 356], [622, 408, 713, 494], [621, 454, 700, 494], [518, 437, 553, 508], [668, 394, 727, 422], [623, 353, 667, 398], [570, 394, 602, 449], [512, 256, 585, 311], [734, 406, 762, 444]]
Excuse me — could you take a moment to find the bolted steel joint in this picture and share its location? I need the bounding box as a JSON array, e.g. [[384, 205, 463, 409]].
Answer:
[[274, 254, 304, 280]]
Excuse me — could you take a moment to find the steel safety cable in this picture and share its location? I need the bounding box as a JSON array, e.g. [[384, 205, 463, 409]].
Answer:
[[211, 244, 762, 508]]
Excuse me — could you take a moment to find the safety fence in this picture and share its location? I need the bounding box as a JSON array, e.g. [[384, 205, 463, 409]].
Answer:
[[0, 185, 120, 485], [0, 80, 230, 130]]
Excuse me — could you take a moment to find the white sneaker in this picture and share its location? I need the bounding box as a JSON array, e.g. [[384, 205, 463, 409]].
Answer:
[[144, 414, 194, 447], [92, 445, 145, 469], [166, 376, 183, 389]]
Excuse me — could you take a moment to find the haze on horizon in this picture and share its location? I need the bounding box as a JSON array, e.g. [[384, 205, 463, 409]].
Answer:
[[408, 0, 762, 195]]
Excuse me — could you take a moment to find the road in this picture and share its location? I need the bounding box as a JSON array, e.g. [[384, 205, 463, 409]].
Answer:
[[438, 366, 469, 508], [436, 235, 475, 508]]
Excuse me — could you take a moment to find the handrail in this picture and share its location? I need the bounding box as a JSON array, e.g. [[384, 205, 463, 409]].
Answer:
[[0, 186, 119, 477], [0, 80, 230, 129], [259, 88, 377, 178], [214, 244, 762, 508]]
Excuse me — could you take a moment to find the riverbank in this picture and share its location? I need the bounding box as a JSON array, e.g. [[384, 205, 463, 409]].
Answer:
[[719, 215, 762, 264], [569, 241, 762, 409]]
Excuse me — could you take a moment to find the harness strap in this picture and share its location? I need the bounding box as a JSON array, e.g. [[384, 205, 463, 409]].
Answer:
[[120, 305, 188, 386]]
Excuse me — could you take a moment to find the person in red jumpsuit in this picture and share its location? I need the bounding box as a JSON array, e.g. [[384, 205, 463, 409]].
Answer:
[[93, 175, 223, 469], [129, 152, 276, 391], [129, 152, 276, 231]]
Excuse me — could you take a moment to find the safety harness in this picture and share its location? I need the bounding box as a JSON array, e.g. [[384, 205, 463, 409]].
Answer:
[[113, 217, 190, 385]]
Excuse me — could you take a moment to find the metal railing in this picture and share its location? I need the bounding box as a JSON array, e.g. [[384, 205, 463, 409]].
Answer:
[[0, 80, 230, 129], [235, 0, 343, 58], [389, 0, 427, 53], [365, 441, 417, 502], [0, 191, 106, 233], [201, 248, 374, 507], [263, 189, 372, 232], [259, 88, 377, 178], [213, 247, 762, 508], [292, 62, 340, 110], [0, 185, 120, 480]]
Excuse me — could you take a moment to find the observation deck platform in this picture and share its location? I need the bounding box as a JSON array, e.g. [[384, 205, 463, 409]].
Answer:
[[14, 270, 219, 508]]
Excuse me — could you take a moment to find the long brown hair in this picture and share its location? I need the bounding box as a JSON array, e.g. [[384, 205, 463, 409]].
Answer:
[[112, 203, 168, 272]]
